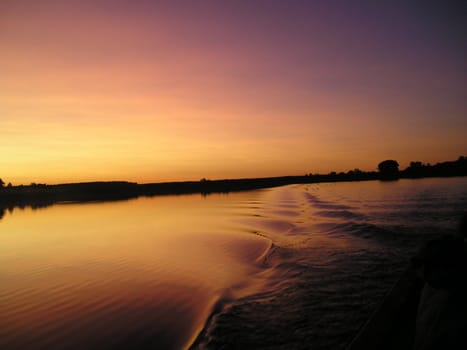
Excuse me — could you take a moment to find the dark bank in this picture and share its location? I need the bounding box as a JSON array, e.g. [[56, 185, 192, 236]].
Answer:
[[1, 156, 466, 217]]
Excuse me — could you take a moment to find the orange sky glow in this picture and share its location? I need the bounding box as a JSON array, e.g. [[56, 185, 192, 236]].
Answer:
[[1, 1, 466, 184]]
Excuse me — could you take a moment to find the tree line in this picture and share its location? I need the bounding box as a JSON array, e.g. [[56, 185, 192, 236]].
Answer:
[[1, 156, 466, 191], [377, 156, 467, 180]]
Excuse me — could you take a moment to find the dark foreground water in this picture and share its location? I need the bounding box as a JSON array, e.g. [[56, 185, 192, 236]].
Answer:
[[1, 178, 466, 349]]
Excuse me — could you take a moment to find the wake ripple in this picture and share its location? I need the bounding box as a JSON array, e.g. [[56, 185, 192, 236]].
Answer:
[[195, 180, 466, 349]]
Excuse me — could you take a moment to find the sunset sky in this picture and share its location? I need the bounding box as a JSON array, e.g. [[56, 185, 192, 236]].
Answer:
[[1, 1, 466, 184]]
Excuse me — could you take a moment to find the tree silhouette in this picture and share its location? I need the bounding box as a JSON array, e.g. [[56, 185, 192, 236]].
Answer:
[[378, 160, 399, 180], [0, 178, 4, 188]]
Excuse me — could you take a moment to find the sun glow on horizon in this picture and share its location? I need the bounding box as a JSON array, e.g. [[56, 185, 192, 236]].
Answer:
[[1, 1, 466, 185]]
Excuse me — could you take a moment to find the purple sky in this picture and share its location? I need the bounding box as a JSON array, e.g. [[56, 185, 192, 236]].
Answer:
[[1, 0, 466, 183]]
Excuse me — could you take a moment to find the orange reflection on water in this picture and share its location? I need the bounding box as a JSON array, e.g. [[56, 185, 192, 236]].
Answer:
[[0, 193, 272, 350]]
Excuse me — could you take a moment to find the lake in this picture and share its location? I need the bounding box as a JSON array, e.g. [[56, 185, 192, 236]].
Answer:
[[1, 177, 466, 349]]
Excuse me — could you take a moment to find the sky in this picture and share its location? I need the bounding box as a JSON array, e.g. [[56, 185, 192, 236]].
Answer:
[[1, 0, 466, 184]]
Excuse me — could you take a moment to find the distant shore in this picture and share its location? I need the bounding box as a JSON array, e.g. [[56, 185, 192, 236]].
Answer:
[[1, 156, 466, 217]]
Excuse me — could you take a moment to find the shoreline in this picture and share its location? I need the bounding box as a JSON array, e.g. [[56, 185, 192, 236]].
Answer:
[[1, 172, 466, 216]]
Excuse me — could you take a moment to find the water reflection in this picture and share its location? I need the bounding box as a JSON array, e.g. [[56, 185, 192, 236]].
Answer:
[[0, 192, 272, 350], [1, 178, 466, 349]]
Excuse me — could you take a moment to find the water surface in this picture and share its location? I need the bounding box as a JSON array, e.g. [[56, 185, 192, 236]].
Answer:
[[1, 177, 466, 349]]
